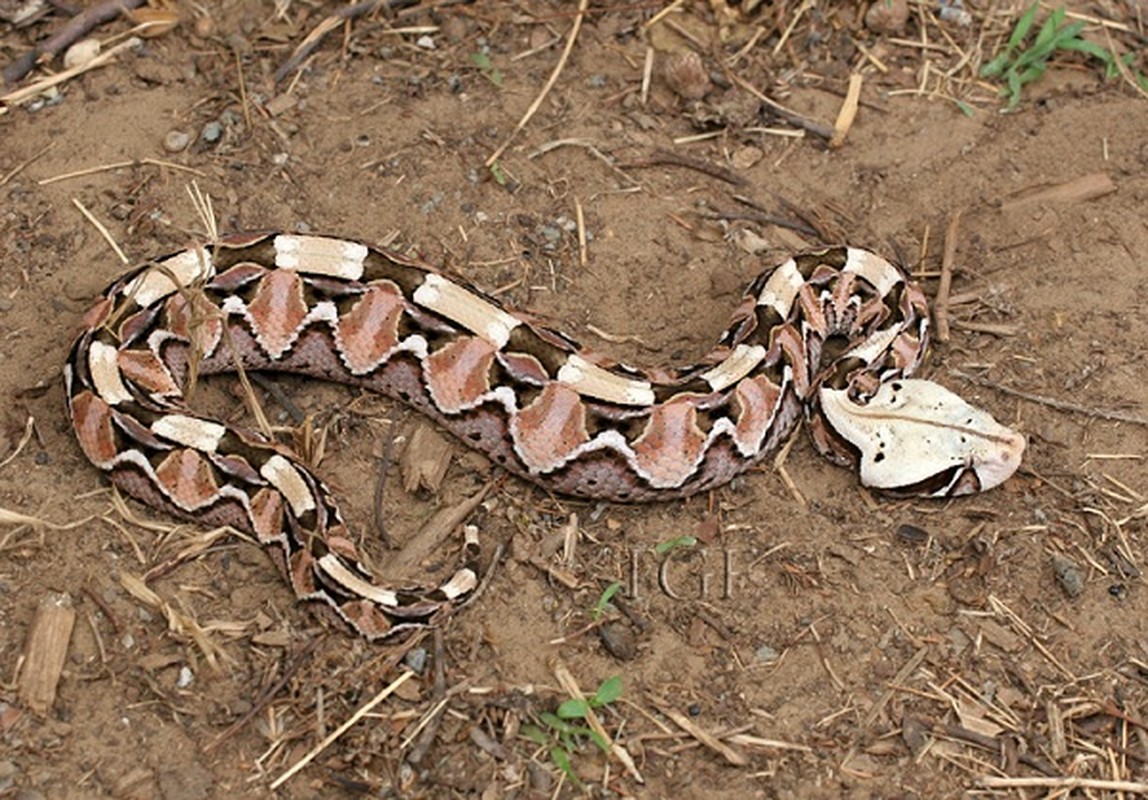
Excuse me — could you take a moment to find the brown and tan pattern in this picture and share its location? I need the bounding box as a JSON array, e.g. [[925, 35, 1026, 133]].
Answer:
[[64, 232, 1025, 640]]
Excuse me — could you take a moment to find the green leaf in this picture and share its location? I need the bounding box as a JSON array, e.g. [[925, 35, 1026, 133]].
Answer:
[[488, 161, 508, 185], [588, 729, 611, 752], [591, 581, 622, 620], [1031, 9, 1065, 52], [549, 746, 583, 788], [470, 52, 492, 70], [594, 675, 623, 706], [520, 724, 550, 746], [980, 53, 1010, 78], [654, 535, 697, 555], [1058, 38, 1112, 63], [1006, 2, 1040, 50], [557, 698, 591, 720], [954, 99, 975, 117], [541, 711, 576, 732]]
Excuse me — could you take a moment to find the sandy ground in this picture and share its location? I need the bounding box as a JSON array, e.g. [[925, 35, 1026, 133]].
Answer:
[[2, 1, 1147, 797]]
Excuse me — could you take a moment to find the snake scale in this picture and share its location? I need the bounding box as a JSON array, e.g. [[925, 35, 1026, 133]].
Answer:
[[65, 232, 1025, 639]]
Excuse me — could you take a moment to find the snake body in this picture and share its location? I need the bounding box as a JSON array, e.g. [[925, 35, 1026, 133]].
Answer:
[[65, 232, 1021, 639]]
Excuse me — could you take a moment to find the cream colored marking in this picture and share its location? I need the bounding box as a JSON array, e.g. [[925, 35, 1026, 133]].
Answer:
[[557, 354, 656, 406], [260, 454, 317, 517], [123, 248, 214, 306], [756, 258, 803, 315], [439, 568, 478, 600], [316, 554, 399, 607], [843, 325, 900, 364], [274, 235, 367, 280], [151, 414, 226, 452], [88, 341, 133, 405], [843, 248, 901, 295], [412, 273, 521, 348], [701, 344, 766, 391]]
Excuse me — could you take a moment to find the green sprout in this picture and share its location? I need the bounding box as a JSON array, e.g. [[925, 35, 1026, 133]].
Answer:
[[488, 160, 508, 186], [470, 51, 503, 86], [590, 581, 622, 621], [521, 676, 624, 789], [980, 3, 1145, 109], [654, 535, 697, 556]]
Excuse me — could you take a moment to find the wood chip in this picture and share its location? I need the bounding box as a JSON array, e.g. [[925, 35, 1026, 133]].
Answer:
[[401, 424, 454, 494], [654, 702, 748, 765], [386, 484, 490, 579], [18, 593, 76, 715], [978, 619, 1022, 652], [999, 172, 1117, 210]]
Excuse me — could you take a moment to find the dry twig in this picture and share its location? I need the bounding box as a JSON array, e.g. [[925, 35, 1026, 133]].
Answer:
[[3, 0, 145, 84], [485, 0, 589, 166]]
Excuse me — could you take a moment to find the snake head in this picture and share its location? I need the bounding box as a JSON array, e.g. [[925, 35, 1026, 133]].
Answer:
[[818, 378, 1026, 497]]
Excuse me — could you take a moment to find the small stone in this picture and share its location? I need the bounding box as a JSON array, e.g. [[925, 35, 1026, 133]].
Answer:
[[662, 51, 710, 101], [193, 14, 215, 38], [440, 15, 469, 42], [63, 39, 101, 70], [730, 145, 763, 170], [598, 622, 639, 661], [754, 644, 779, 663], [200, 121, 222, 144], [865, 0, 910, 34], [404, 647, 428, 674], [416, 35, 435, 50], [1052, 554, 1084, 598], [163, 130, 190, 152], [176, 666, 194, 689]]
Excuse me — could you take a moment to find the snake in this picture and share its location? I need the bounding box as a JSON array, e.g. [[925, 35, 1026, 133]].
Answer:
[[65, 232, 1025, 640]]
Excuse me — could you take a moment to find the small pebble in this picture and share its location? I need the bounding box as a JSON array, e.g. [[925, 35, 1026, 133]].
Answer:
[[663, 51, 710, 101], [404, 647, 428, 674], [193, 14, 216, 38], [176, 666, 194, 689], [163, 130, 190, 152], [1052, 554, 1084, 598], [865, 0, 910, 34], [895, 523, 930, 545], [416, 35, 436, 50], [63, 39, 101, 70], [731, 145, 763, 170], [754, 644, 779, 663], [200, 121, 223, 144], [598, 622, 639, 661]]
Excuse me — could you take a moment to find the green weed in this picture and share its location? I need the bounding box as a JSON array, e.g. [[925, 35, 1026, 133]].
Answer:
[[654, 535, 697, 556], [980, 3, 1144, 109], [590, 581, 622, 621], [470, 51, 503, 87], [521, 676, 624, 789]]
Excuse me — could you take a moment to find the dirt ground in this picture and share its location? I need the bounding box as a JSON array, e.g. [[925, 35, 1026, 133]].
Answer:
[[2, 1, 1147, 797]]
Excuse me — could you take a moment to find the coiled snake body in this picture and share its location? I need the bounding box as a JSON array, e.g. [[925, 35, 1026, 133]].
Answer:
[[66, 233, 1024, 639]]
